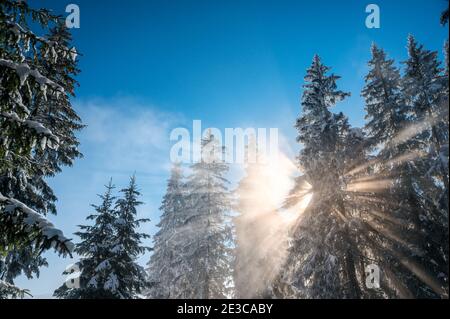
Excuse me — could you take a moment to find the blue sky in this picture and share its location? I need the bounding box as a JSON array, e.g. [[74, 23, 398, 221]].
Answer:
[[16, 0, 448, 296]]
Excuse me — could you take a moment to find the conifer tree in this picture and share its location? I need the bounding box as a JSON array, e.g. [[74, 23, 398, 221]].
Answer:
[[361, 44, 429, 298], [274, 55, 362, 298], [54, 178, 150, 299], [0, 0, 82, 297], [111, 176, 150, 298], [356, 42, 448, 298], [181, 133, 233, 299], [400, 36, 449, 297], [146, 163, 188, 298], [54, 181, 118, 299], [402, 36, 448, 197], [363, 44, 406, 150]]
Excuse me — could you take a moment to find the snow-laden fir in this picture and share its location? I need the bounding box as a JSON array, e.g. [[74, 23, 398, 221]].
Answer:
[[0, 0, 83, 298], [54, 178, 150, 299]]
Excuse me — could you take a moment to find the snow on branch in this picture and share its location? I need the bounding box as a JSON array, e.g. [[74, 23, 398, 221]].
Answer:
[[0, 279, 30, 299], [0, 192, 74, 255], [0, 58, 64, 92], [4, 20, 78, 62], [5, 19, 52, 46], [0, 112, 60, 146]]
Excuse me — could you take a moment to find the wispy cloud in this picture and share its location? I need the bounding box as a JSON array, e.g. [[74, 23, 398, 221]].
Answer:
[[75, 97, 184, 176]]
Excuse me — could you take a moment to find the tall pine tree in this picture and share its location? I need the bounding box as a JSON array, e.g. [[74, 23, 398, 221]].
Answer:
[[400, 36, 449, 297], [111, 176, 150, 298], [0, 0, 82, 297], [54, 181, 118, 299], [402, 35, 448, 207], [146, 163, 189, 298], [359, 41, 448, 298], [361, 44, 428, 298], [181, 133, 233, 299], [273, 55, 362, 298], [54, 178, 150, 299]]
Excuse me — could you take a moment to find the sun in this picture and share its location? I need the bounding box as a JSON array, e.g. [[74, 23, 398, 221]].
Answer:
[[244, 151, 313, 223]]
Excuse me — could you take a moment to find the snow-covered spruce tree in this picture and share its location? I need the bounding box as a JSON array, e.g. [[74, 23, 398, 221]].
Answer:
[[0, 0, 82, 297], [54, 181, 118, 299], [180, 133, 233, 299], [55, 178, 150, 299], [359, 43, 448, 298], [403, 36, 448, 200], [360, 44, 427, 298], [273, 55, 363, 299], [400, 36, 449, 297], [363, 44, 406, 152], [110, 176, 150, 298], [146, 163, 188, 298]]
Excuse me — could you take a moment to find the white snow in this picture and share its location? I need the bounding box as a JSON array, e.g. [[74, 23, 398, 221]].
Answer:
[[0, 58, 64, 92], [69, 47, 78, 62], [1, 112, 59, 146], [349, 127, 365, 139], [104, 273, 119, 291], [0, 191, 74, 253], [95, 260, 111, 272], [111, 244, 124, 253]]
